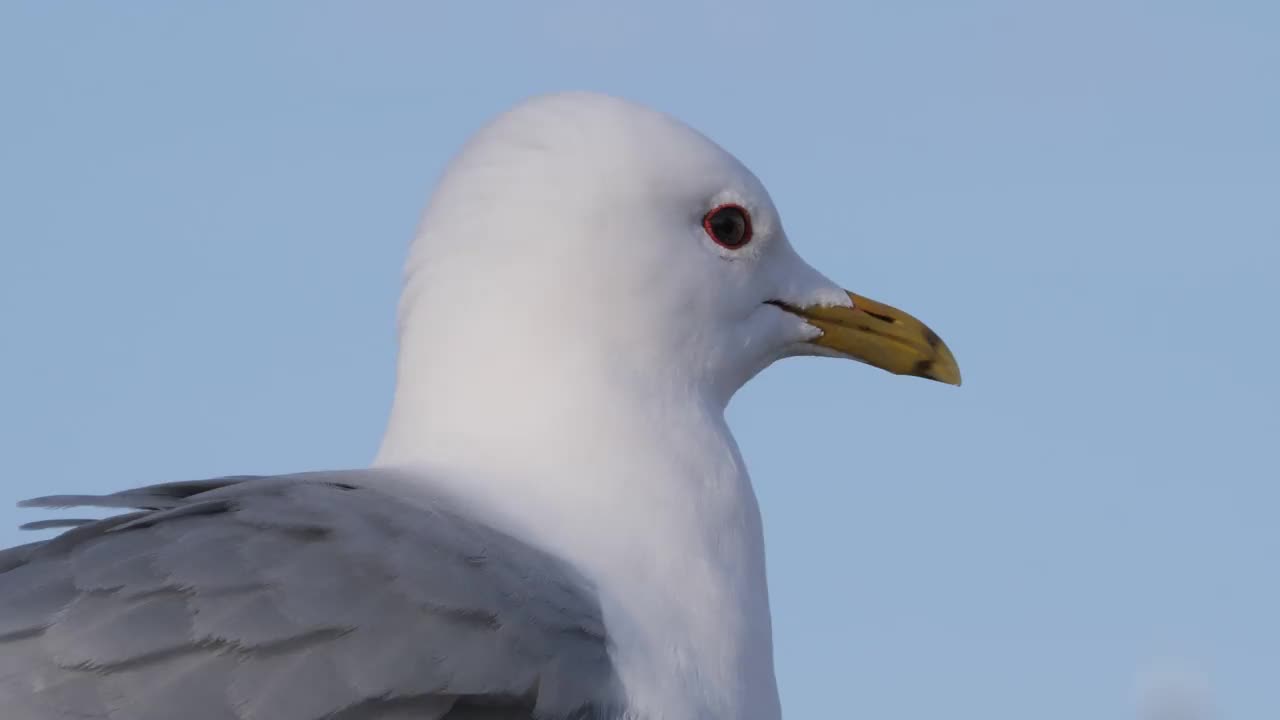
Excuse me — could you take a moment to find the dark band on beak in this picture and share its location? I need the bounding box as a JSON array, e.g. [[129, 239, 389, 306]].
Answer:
[[768, 292, 961, 386]]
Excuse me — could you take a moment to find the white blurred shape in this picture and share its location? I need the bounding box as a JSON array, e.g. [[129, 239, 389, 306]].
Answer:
[[1135, 660, 1212, 720]]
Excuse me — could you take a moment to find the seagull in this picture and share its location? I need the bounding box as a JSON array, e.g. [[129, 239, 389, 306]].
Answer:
[[0, 92, 960, 720]]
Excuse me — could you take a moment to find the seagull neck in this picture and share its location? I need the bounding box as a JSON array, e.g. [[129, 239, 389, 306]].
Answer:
[[376, 356, 782, 719]]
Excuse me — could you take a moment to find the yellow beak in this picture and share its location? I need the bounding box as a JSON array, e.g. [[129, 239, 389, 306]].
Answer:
[[770, 291, 962, 386]]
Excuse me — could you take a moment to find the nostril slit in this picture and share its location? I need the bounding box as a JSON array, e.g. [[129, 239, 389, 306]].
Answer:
[[864, 310, 897, 324]]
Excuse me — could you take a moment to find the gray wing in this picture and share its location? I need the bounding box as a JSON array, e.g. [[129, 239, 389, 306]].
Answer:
[[0, 472, 622, 720]]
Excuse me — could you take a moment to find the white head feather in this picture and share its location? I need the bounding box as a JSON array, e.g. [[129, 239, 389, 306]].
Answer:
[[376, 92, 893, 719]]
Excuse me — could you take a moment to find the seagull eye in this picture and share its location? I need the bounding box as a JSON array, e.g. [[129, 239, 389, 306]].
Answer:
[[703, 204, 753, 249]]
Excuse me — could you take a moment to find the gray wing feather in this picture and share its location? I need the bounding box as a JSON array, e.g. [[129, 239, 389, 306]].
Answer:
[[0, 472, 621, 720]]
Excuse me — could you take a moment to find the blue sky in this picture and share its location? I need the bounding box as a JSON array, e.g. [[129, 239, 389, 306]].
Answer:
[[1, 2, 1276, 718]]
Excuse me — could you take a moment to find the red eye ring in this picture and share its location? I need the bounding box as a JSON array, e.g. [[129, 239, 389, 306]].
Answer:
[[702, 204, 753, 249]]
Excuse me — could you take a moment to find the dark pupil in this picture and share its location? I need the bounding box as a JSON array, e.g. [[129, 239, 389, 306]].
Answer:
[[711, 209, 745, 246]]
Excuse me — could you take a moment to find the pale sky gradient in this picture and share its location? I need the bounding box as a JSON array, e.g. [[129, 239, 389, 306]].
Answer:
[[1, 2, 1276, 718]]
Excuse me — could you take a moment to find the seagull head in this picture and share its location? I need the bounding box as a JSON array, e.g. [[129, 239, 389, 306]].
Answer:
[[398, 92, 959, 410]]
